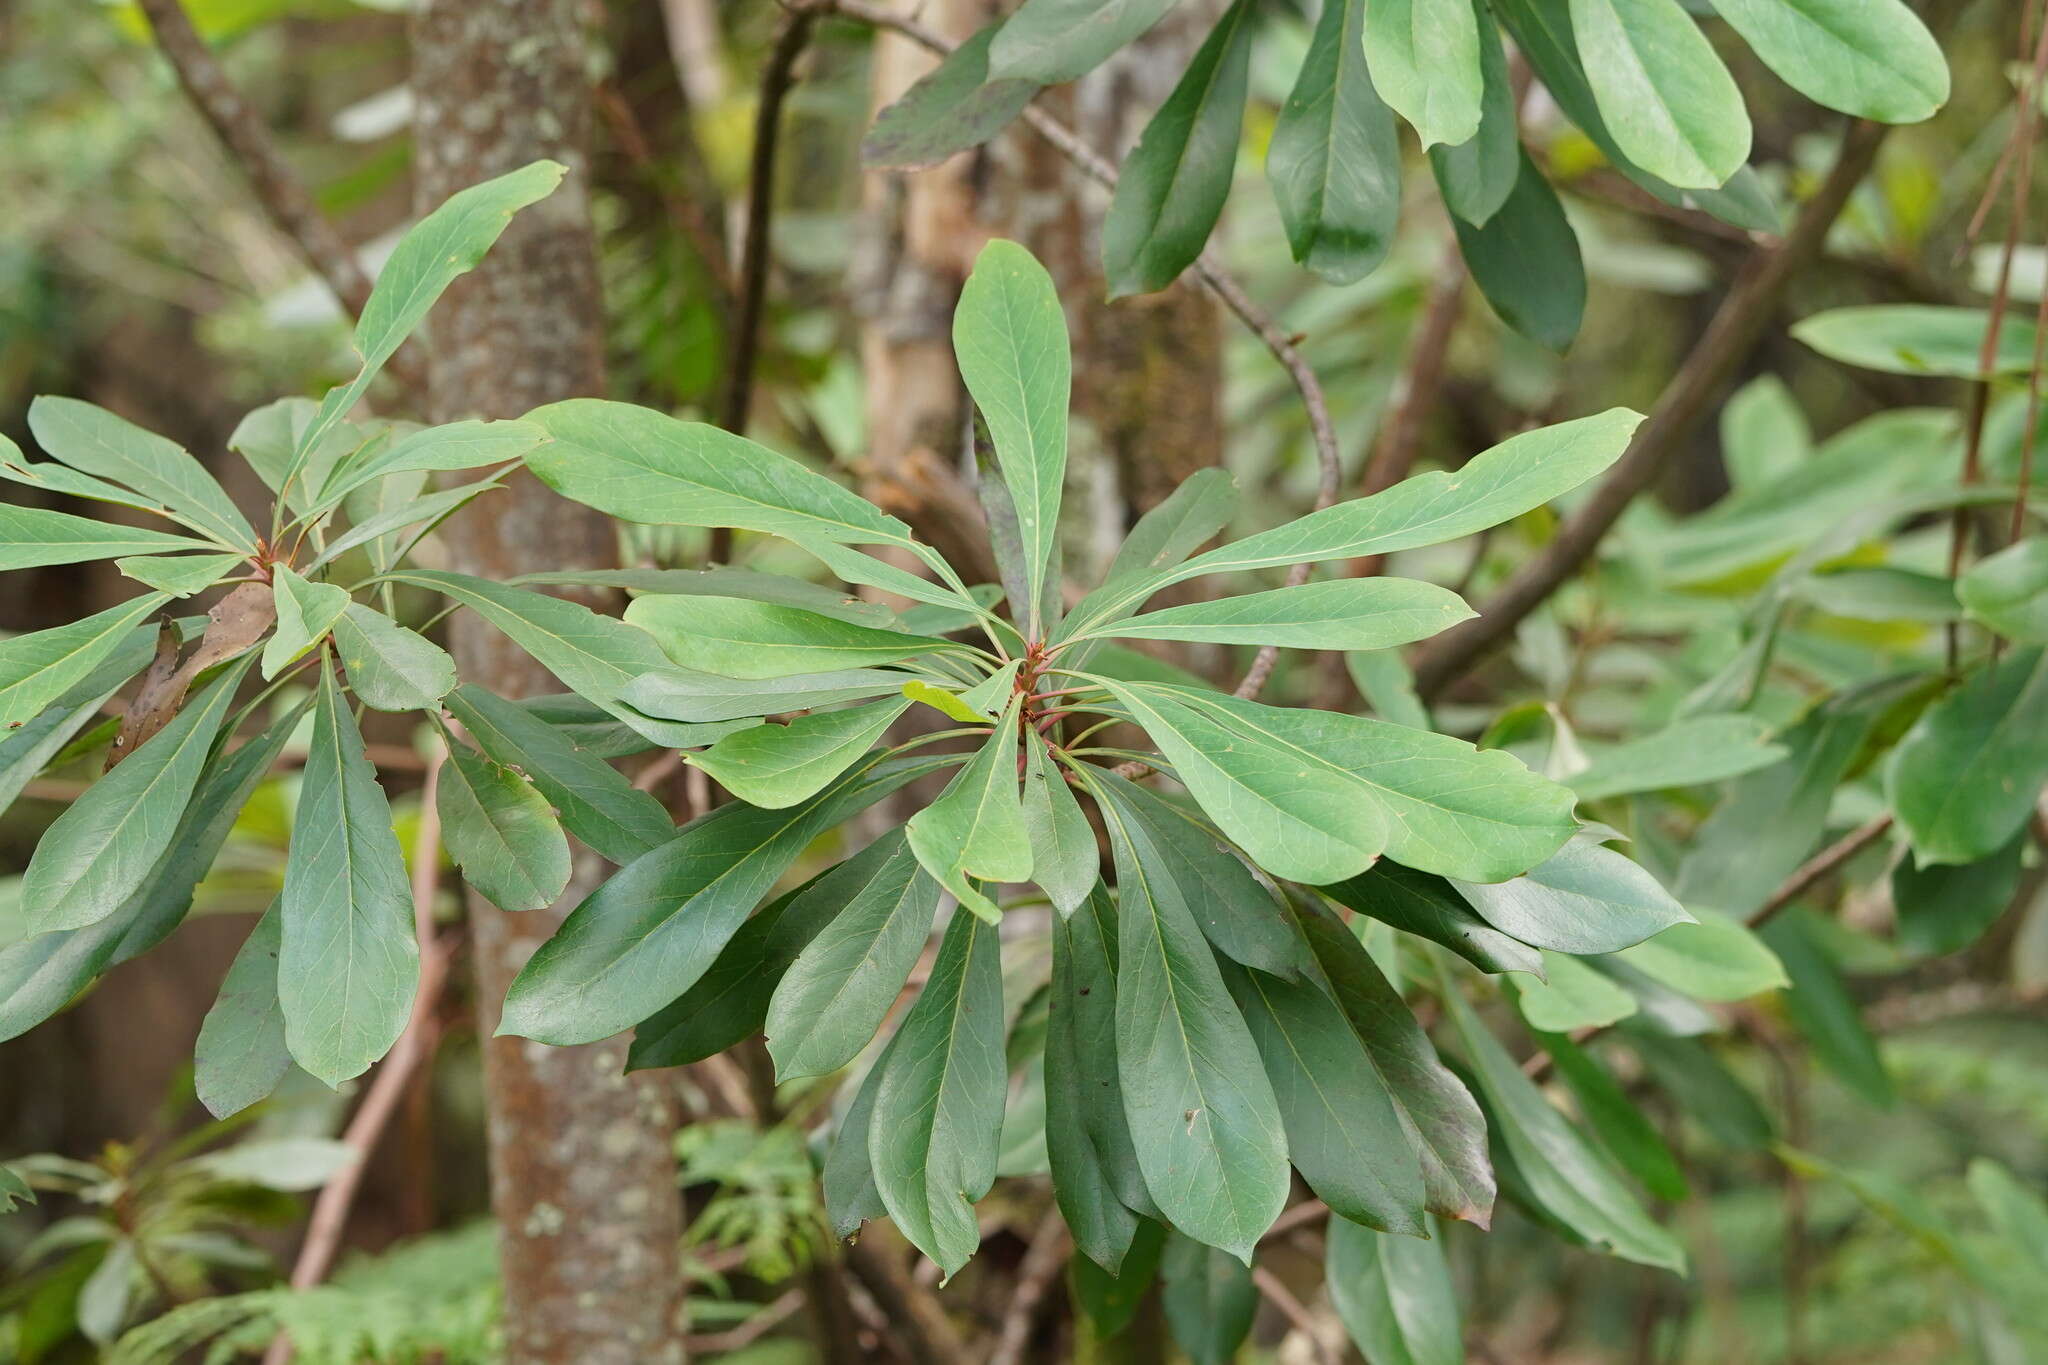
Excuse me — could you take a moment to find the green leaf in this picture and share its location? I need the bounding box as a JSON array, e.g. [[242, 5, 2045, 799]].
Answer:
[[1270, 0, 1402, 283], [498, 759, 932, 1045], [1113, 681, 1579, 884], [261, 565, 349, 679], [1613, 915, 1787, 1001], [1760, 909, 1893, 1108], [444, 684, 672, 867], [954, 240, 1069, 636], [868, 910, 1007, 1279], [1959, 538, 2048, 642], [437, 740, 572, 912], [1093, 771, 1289, 1262], [290, 161, 564, 474], [331, 603, 456, 713], [1442, 983, 1685, 1271], [22, 659, 251, 934], [1626, 1030, 1773, 1149], [194, 901, 292, 1120], [987, 0, 1180, 82], [623, 666, 908, 725], [1892, 834, 2026, 956], [1721, 374, 1811, 490], [1364, 0, 1484, 148], [1324, 862, 1544, 977], [1791, 305, 2040, 378], [525, 397, 915, 548], [626, 871, 835, 1071], [1534, 1030, 1688, 1202], [1093, 576, 1472, 650], [229, 396, 359, 512], [1567, 714, 1787, 801], [0, 639, 150, 818], [0, 702, 301, 1044], [904, 704, 1031, 922], [1090, 770, 1305, 979], [1291, 899, 1495, 1225], [624, 595, 948, 680], [1569, 0, 1750, 189], [1071, 1220, 1166, 1340], [690, 698, 909, 809], [1021, 736, 1097, 918], [0, 503, 214, 571], [903, 678, 995, 724], [1099, 467, 1238, 596], [824, 1030, 900, 1238], [27, 396, 257, 552], [1326, 1215, 1464, 1365], [1513, 952, 1638, 1032], [519, 564, 901, 628], [1451, 838, 1693, 956], [1967, 1158, 2048, 1277], [1427, 2, 1519, 226], [1709, 0, 1948, 123], [315, 418, 544, 507], [1886, 648, 2048, 865], [116, 553, 243, 597], [0, 1165, 32, 1215], [1223, 956, 1426, 1234], [862, 21, 1037, 168], [1347, 649, 1431, 730], [0, 594, 170, 732], [1453, 150, 1586, 351], [1100, 0, 1256, 298], [1046, 891, 1147, 1270], [306, 479, 502, 573], [764, 831, 942, 1079], [280, 667, 420, 1087], [1160, 1232, 1257, 1365]]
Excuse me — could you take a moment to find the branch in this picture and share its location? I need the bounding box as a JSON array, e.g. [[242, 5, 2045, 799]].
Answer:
[[826, 0, 1341, 701], [985, 1209, 1072, 1365], [135, 0, 396, 357], [840, 1236, 972, 1365], [263, 756, 451, 1364], [1250, 1265, 1343, 1365], [1409, 117, 1893, 699]]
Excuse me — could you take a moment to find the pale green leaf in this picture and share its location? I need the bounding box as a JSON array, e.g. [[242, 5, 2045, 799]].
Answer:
[[1959, 538, 2048, 643], [987, 0, 1180, 82], [1568, 714, 1787, 801], [331, 603, 456, 712], [1020, 735, 1096, 918], [1514, 951, 1638, 1032], [1570, 0, 1750, 189], [116, 553, 243, 598], [862, 21, 1037, 169], [1613, 915, 1787, 1001], [1792, 305, 2039, 378], [1451, 838, 1693, 956], [27, 396, 257, 551], [194, 901, 292, 1119], [1709, 0, 1948, 123], [262, 565, 349, 679], [1364, 0, 1484, 148], [1326, 1216, 1464, 1365], [624, 595, 950, 680], [1271, 0, 1402, 283], [904, 702, 1031, 921], [690, 697, 910, 809], [0, 503, 213, 571], [623, 666, 909, 724], [1092, 576, 1472, 650]]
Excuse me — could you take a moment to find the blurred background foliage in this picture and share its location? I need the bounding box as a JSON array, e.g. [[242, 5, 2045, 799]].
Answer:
[[2, 1, 2046, 1362]]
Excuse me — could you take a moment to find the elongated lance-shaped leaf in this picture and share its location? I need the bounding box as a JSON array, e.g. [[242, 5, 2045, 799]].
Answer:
[[1570, 0, 1750, 189], [1222, 954, 1427, 1234], [288, 161, 564, 481], [763, 831, 943, 1079], [1161, 1232, 1257, 1365], [1275, 0, 1402, 287], [1428, 2, 1519, 226], [1364, 0, 1483, 149], [118, 554, 242, 597], [623, 595, 953, 680], [800, 539, 992, 619], [1088, 768, 1289, 1262], [1450, 837, 1692, 956], [1063, 410, 1641, 635], [314, 418, 545, 508], [1090, 576, 1472, 650], [904, 699, 1032, 922], [1959, 539, 2048, 643], [1291, 898, 1496, 1225], [23, 657, 253, 934], [280, 667, 421, 1087], [989, 0, 1180, 82], [500, 757, 947, 1045], [0, 503, 214, 571], [1045, 888, 1147, 1270], [867, 909, 1008, 1279], [863, 20, 1038, 169], [0, 631, 156, 818], [0, 701, 303, 1044], [307, 479, 501, 572], [520, 564, 901, 627], [1711, 0, 1947, 124], [824, 1030, 903, 1238], [1567, 714, 1786, 801], [27, 397, 257, 551], [525, 397, 916, 547], [1100, 0, 1256, 297], [1441, 977, 1685, 1270], [1021, 735, 1097, 918], [1099, 467, 1239, 595], [1761, 909, 1894, 1108], [691, 697, 911, 810], [437, 739, 572, 912], [623, 665, 909, 725], [1454, 151, 1587, 351], [262, 565, 349, 679], [331, 603, 456, 713], [1886, 647, 2048, 865], [1326, 1215, 1465, 1365], [194, 901, 293, 1119], [954, 240, 1069, 637], [444, 684, 673, 867], [1323, 862, 1544, 977], [1512, 953, 1637, 1032], [0, 594, 170, 732]]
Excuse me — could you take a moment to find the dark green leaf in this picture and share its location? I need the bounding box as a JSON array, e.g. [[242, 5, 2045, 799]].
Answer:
[[988, 0, 1180, 82], [437, 740, 572, 912], [862, 21, 1036, 168], [1100, 0, 1256, 297], [331, 603, 456, 713], [1453, 151, 1586, 351], [824, 1029, 901, 1238], [1428, 4, 1519, 226], [1892, 834, 2026, 956], [690, 697, 910, 809], [1046, 890, 1145, 1270], [1625, 1029, 1773, 1149], [1326, 1215, 1464, 1365], [1160, 1231, 1256, 1365], [1071, 1220, 1165, 1340], [1533, 1029, 1688, 1202], [194, 902, 292, 1120], [1323, 862, 1544, 977], [1886, 648, 2048, 865], [1271, 0, 1402, 283], [1760, 909, 1893, 1108], [1450, 837, 1693, 956]]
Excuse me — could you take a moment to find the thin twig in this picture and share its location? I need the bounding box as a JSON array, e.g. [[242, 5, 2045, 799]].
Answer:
[[1250, 1265, 1343, 1365], [985, 1209, 1072, 1365], [841, 1236, 972, 1365], [263, 756, 450, 1364], [827, 0, 1342, 703], [683, 1288, 805, 1354]]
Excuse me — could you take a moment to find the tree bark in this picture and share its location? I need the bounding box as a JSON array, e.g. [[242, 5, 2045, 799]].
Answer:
[[411, 4, 687, 1362]]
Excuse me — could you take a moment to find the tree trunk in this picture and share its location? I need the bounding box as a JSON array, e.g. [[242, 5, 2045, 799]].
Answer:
[[411, 5, 687, 1362]]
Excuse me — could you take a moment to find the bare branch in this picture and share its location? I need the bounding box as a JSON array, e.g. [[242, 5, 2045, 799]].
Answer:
[[986, 1209, 1073, 1365]]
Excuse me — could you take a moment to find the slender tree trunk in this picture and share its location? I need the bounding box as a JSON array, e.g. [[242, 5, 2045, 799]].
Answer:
[[411, 5, 687, 1362]]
